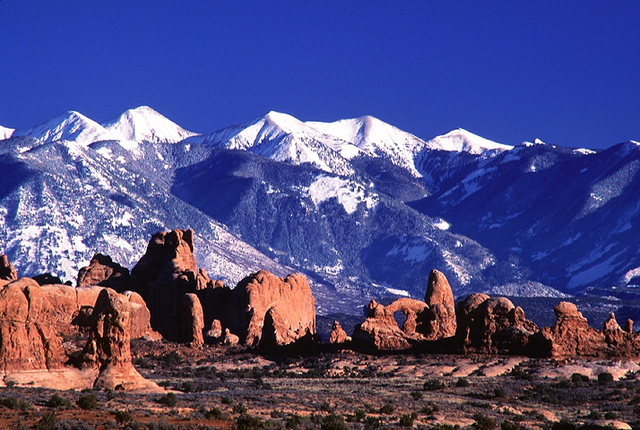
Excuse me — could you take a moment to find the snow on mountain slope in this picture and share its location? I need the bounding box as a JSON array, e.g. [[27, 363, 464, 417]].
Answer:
[[425, 128, 513, 154], [103, 106, 198, 144], [0, 125, 14, 140], [307, 116, 428, 176], [0, 139, 295, 285], [307, 118, 511, 177], [186, 111, 363, 175], [13, 111, 117, 145]]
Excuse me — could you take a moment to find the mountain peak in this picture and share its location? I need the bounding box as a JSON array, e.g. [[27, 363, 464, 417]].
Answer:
[[426, 129, 513, 154], [103, 106, 197, 144], [0, 125, 15, 140], [13, 110, 115, 145]]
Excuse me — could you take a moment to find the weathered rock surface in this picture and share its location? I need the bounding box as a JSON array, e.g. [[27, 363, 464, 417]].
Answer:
[[529, 302, 640, 357], [456, 294, 538, 354], [0, 277, 66, 372], [0, 255, 18, 283], [80, 288, 159, 390], [130, 229, 318, 347], [329, 321, 351, 344], [423, 269, 457, 340], [225, 271, 317, 347], [130, 229, 212, 342], [77, 253, 131, 291], [223, 328, 239, 346], [32, 273, 65, 286], [179, 293, 204, 346], [352, 299, 428, 350]]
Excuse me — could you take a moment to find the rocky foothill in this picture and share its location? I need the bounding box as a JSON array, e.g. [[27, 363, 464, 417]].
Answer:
[[0, 228, 639, 394]]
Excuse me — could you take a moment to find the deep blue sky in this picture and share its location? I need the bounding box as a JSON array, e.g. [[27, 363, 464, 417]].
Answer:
[[1, 1, 638, 149]]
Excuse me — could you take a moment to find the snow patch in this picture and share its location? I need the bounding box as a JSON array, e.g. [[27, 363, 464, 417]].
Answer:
[[308, 176, 378, 215]]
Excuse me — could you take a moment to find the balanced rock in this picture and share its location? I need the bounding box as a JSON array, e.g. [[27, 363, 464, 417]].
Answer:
[[329, 321, 351, 344], [226, 271, 316, 347], [77, 253, 131, 291], [456, 294, 538, 354], [80, 288, 159, 390], [423, 269, 456, 340]]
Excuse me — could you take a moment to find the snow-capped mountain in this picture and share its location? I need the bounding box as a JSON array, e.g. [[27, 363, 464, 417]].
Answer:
[[186, 111, 363, 176], [424, 128, 512, 154], [103, 105, 198, 144], [13, 111, 117, 145], [0, 125, 14, 140], [2, 106, 640, 310]]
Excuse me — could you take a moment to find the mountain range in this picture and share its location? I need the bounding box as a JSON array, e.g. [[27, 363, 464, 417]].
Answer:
[[1, 106, 638, 313]]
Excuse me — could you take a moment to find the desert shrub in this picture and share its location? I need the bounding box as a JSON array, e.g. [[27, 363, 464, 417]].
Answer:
[[363, 416, 384, 430], [0, 396, 32, 410], [321, 413, 348, 430], [571, 373, 589, 384], [354, 409, 367, 422], [550, 419, 577, 430], [233, 402, 248, 414], [237, 413, 267, 430], [399, 413, 417, 427], [411, 390, 423, 400], [456, 378, 470, 387], [201, 407, 223, 420], [160, 351, 182, 367], [156, 392, 178, 407], [221, 396, 233, 405], [77, 393, 98, 410], [473, 414, 497, 430], [500, 421, 522, 430], [45, 395, 72, 409], [432, 425, 460, 430], [598, 372, 614, 384], [320, 402, 334, 412], [423, 379, 446, 391], [34, 411, 58, 430], [586, 411, 601, 420], [421, 402, 439, 415], [603, 411, 617, 419], [113, 410, 133, 424], [493, 388, 506, 398], [380, 403, 395, 414], [286, 414, 302, 429]]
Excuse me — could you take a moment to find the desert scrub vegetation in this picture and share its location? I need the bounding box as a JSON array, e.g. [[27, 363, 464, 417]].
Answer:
[[0, 396, 32, 411], [76, 393, 98, 410], [44, 394, 73, 409], [156, 392, 178, 407]]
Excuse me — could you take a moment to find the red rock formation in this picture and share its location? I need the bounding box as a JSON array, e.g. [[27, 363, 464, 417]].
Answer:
[[0, 278, 65, 372], [179, 293, 204, 346], [352, 299, 428, 350], [329, 321, 351, 344], [77, 253, 131, 291], [223, 328, 239, 346], [80, 288, 159, 390], [227, 271, 316, 347], [423, 269, 457, 340], [529, 303, 640, 357], [456, 294, 538, 354], [130, 229, 211, 341]]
